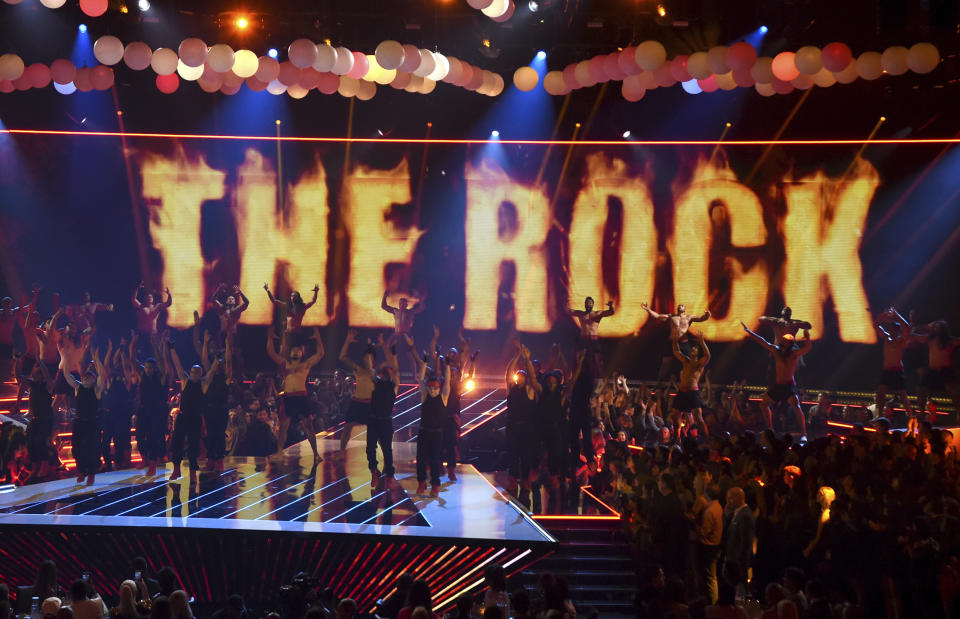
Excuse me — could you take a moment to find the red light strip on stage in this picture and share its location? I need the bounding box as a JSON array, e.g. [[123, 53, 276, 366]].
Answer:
[[628, 444, 644, 452], [826, 420, 877, 432], [580, 485, 622, 517], [6, 128, 960, 146]]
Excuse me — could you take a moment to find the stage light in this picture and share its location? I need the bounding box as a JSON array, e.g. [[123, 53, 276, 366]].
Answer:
[[275, 119, 281, 126], [622, 130, 631, 138], [138, 0, 149, 10], [267, 48, 278, 59], [536, 50, 546, 61], [656, 3, 666, 17], [512, 372, 519, 383], [236, 16, 249, 29], [880, 116, 886, 122], [78, 24, 88, 33], [119, 4, 128, 14], [490, 130, 500, 138], [760, 25, 768, 33], [725, 122, 732, 127], [465, 379, 475, 391], [482, 39, 491, 48], [528, 0, 538, 11]]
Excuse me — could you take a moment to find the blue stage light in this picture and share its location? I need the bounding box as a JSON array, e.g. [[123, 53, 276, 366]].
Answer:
[[268, 48, 279, 59], [78, 24, 88, 33], [490, 130, 500, 138], [760, 25, 768, 33], [536, 50, 546, 61]]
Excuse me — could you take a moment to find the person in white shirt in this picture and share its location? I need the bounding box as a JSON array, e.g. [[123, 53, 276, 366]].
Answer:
[[65, 580, 107, 619]]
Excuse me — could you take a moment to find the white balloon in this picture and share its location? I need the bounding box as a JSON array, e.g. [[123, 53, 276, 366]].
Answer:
[[40, 0, 67, 7], [426, 53, 449, 81], [288, 39, 318, 69], [314, 44, 338, 72], [93, 35, 124, 66], [267, 79, 287, 95], [481, 0, 509, 17], [231, 50, 259, 78], [54, 81, 76, 94], [331, 47, 354, 75], [206, 44, 235, 73], [177, 59, 204, 81], [150, 48, 178, 75], [374, 40, 405, 70], [413, 50, 436, 78]]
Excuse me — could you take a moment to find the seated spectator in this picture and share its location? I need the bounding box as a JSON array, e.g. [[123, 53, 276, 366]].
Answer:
[[42, 598, 62, 619], [65, 579, 107, 619], [110, 581, 147, 619], [153, 569, 177, 600], [167, 591, 191, 619], [149, 597, 171, 619], [335, 598, 356, 619], [55, 608, 74, 619], [481, 565, 509, 618], [397, 580, 438, 619], [378, 573, 413, 619]]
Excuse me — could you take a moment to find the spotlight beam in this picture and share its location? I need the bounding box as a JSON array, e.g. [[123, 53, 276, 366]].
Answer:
[[412, 122, 432, 228], [745, 88, 812, 184], [707, 122, 732, 168], [112, 88, 151, 281], [840, 116, 885, 183], [580, 82, 609, 140]]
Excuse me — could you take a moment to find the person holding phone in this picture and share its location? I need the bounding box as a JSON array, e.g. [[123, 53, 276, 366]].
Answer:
[[65, 578, 107, 619]]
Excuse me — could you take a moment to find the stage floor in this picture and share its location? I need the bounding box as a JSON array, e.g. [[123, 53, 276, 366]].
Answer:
[[0, 436, 555, 544]]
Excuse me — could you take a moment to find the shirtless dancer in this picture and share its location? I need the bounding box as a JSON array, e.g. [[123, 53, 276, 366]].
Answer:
[[671, 330, 711, 438], [742, 322, 811, 436], [210, 284, 249, 343], [758, 307, 812, 347], [54, 322, 91, 412], [338, 330, 375, 455], [66, 292, 114, 333], [266, 327, 324, 459], [15, 289, 43, 411], [642, 302, 711, 380], [264, 284, 318, 346], [917, 320, 960, 416], [382, 291, 426, 337], [36, 306, 65, 410], [568, 297, 615, 349], [872, 307, 914, 422], [132, 283, 172, 355]]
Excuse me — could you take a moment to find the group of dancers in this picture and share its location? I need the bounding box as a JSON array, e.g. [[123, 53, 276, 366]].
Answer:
[[1, 280, 958, 500]]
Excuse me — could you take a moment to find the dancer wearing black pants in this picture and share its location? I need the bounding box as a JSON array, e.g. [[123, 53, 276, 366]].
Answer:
[[202, 334, 232, 472], [442, 350, 463, 483], [505, 344, 541, 509], [64, 347, 106, 485], [367, 335, 399, 490], [568, 349, 595, 468], [134, 353, 169, 477], [101, 344, 134, 471], [538, 369, 567, 510], [414, 351, 450, 497], [168, 348, 218, 486], [23, 360, 56, 481]]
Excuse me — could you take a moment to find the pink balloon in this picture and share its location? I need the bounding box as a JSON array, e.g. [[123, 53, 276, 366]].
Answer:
[[697, 75, 718, 92], [398, 44, 421, 73], [298, 67, 322, 89], [771, 78, 794, 95], [456, 64, 474, 87], [603, 53, 626, 81], [618, 47, 643, 76], [50, 59, 76, 84], [90, 65, 113, 90], [0, 80, 13, 94], [491, 1, 514, 22], [588, 56, 608, 83], [74, 68, 93, 92], [726, 42, 757, 72], [466, 69, 484, 91], [220, 82, 241, 95], [156, 73, 179, 94], [821, 42, 853, 72], [621, 75, 645, 102], [653, 64, 676, 87], [346, 51, 368, 79], [221, 71, 244, 88], [316, 72, 340, 94], [277, 61, 301, 86], [25, 63, 51, 89], [390, 71, 412, 90], [79, 0, 107, 17], [732, 68, 755, 87], [562, 64, 579, 90], [669, 55, 692, 82], [198, 78, 221, 93], [771, 51, 799, 81], [244, 76, 268, 92]]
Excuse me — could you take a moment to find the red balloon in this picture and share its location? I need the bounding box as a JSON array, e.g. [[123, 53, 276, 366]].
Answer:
[[220, 83, 241, 95], [346, 52, 368, 79], [669, 55, 692, 82], [298, 67, 322, 89], [90, 65, 113, 90], [603, 52, 626, 81], [562, 64, 579, 90], [0, 80, 13, 94], [732, 68, 755, 87], [13, 75, 30, 91], [618, 47, 643, 76], [697, 75, 718, 93], [25, 63, 51, 89], [454, 64, 473, 87], [244, 76, 268, 92], [653, 64, 676, 87], [74, 68, 94, 92], [277, 61, 302, 86], [588, 55, 608, 83], [466, 68, 484, 91], [79, 0, 107, 17], [726, 42, 758, 72], [50, 59, 76, 85], [771, 78, 794, 95], [821, 42, 853, 72], [156, 73, 179, 94], [316, 72, 340, 94]]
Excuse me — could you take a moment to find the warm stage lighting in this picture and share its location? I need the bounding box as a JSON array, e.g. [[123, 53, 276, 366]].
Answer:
[[236, 16, 249, 29], [725, 122, 732, 128], [536, 50, 546, 61], [78, 24, 88, 33], [138, 0, 149, 10], [656, 3, 667, 17], [880, 116, 887, 122], [482, 39, 491, 48], [267, 48, 278, 58], [119, 4, 129, 14], [465, 379, 475, 392]]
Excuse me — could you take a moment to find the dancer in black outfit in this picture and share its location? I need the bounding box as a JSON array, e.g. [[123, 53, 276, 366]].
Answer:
[[132, 332, 169, 477], [367, 335, 399, 491], [202, 333, 232, 472], [23, 360, 56, 480], [568, 349, 595, 467], [168, 347, 219, 486], [101, 342, 135, 471], [537, 369, 567, 511], [505, 344, 541, 509], [64, 347, 106, 485], [413, 346, 451, 497]]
